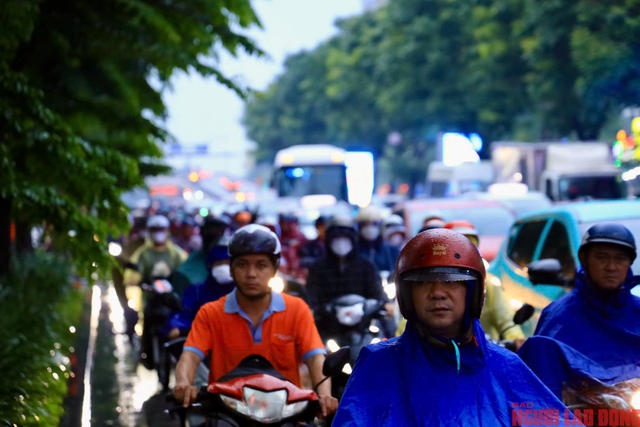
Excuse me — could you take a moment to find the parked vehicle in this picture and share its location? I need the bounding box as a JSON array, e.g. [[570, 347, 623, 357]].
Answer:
[[487, 199, 640, 333], [394, 199, 517, 261]]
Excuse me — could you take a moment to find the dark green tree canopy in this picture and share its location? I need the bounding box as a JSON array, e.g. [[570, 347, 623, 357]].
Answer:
[[243, 0, 640, 164], [0, 0, 262, 274]]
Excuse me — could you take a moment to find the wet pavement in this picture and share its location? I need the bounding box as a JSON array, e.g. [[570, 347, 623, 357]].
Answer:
[[90, 284, 180, 427]]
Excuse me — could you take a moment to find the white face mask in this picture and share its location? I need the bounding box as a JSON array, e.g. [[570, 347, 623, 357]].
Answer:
[[151, 231, 167, 244], [389, 234, 404, 247], [331, 238, 353, 257], [361, 225, 381, 241], [211, 264, 233, 284]]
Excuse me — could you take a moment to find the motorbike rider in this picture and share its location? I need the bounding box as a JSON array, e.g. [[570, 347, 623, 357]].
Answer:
[[356, 206, 400, 274], [420, 215, 447, 232], [298, 215, 328, 280], [111, 214, 148, 340], [383, 214, 408, 250], [172, 216, 200, 253], [306, 215, 393, 338], [123, 215, 188, 367], [124, 215, 188, 287], [518, 223, 640, 398], [278, 213, 307, 280], [332, 228, 573, 426], [173, 224, 338, 418], [173, 215, 230, 290], [167, 243, 236, 340], [394, 220, 527, 349]]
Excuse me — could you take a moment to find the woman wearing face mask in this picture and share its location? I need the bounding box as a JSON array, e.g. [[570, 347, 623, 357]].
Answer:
[[167, 244, 235, 339], [306, 215, 389, 340], [356, 207, 401, 275]]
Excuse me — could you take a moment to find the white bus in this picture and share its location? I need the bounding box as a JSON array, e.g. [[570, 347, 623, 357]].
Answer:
[[272, 144, 374, 207]]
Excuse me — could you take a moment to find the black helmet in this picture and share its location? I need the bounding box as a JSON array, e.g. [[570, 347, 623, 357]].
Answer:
[[228, 224, 282, 267], [579, 223, 636, 262]]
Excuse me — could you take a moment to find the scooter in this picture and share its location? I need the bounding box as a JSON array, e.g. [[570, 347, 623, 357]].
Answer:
[[140, 277, 181, 391], [315, 294, 387, 400], [167, 348, 351, 427]]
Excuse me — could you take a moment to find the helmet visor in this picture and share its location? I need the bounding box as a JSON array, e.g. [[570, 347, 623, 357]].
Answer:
[[402, 266, 478, 283]]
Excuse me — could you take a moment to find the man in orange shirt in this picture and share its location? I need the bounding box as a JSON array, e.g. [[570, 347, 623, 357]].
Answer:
[[173, 224, 338, 418]]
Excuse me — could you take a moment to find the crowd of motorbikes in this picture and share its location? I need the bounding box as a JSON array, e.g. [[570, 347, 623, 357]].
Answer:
[[110, 208, 640, 427]]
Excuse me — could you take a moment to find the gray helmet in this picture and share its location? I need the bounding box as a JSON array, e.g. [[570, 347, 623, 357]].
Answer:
[[228, 224, 282, 267]]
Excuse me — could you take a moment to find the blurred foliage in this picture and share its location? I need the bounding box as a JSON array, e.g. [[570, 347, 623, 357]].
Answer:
[[243, 0, 640, 170], [0, 0, 262, 275], [0, 252, 83, 426]]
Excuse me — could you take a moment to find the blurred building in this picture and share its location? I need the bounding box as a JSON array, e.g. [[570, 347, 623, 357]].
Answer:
[[362, 0, 387, 11]]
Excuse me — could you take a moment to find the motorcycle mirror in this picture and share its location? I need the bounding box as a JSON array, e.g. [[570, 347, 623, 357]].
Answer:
[[527, 259, 566, 286], [322, 347, 351, 377], [513, 303, 534, 325]]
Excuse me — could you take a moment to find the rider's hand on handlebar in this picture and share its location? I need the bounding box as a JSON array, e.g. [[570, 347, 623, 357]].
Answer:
[[168, 328, 181, 340], [384, 302, 395, 317], [318, 394, 339, 418], [173, 383, 198, 408]]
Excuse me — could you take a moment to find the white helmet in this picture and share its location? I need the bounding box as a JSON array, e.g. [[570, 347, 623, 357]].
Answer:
[[147, 215, 170, 229], [356, 206, 383, 224], [383, 214, 406, 239]]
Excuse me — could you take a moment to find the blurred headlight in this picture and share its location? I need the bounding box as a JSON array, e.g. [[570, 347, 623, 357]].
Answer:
[[108, 242, 122, 257]]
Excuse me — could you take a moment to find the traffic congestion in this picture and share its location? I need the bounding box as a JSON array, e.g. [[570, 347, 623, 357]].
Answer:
[[88, 136, 638, 426], [5, 1, 640, 426]]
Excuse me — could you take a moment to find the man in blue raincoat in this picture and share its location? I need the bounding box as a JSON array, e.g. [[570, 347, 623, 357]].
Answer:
[[332, 228, 574, 426], [519, 223, 640, 399]]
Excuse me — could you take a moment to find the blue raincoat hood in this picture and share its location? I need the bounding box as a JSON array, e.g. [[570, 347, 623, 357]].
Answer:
[[518, 268, 640, 400], [332, 320, 573, 426], [530, 268, 640, 369]]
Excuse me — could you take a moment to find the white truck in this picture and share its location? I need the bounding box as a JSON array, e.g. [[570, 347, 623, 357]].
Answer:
[[491, 142, 626, 202], [425, 161, 494, 197]]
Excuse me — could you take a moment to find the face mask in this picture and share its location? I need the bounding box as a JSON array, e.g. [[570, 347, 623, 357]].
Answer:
[[211, 264, 233, 284], [361, 225, 380, 241], [389, 234, 404, 247], [331, 238, 353, 257], [151, 231, 167, 244]]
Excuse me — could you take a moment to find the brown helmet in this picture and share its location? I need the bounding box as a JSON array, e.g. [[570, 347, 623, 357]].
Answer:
[[396, 228, 486, 322]]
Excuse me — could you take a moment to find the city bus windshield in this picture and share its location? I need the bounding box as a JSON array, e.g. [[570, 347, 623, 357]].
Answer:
[[274, 165, 347, 200]]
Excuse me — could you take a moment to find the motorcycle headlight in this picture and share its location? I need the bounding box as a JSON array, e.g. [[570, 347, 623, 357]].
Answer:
[[282, 400, 309, 418], [326, 339, 340, 353], [269, 276, 285, 293], [221, 388, 290, 423], [384, 282, 396, 300], [631, 390, 640, 410]]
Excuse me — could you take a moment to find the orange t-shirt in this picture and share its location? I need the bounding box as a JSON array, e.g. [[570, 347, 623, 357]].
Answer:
[[184, 290, 325, 387]]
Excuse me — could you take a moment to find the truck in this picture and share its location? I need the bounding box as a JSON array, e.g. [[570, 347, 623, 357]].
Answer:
[[425, 161, 494, 197], [491, 142, 626, 202]]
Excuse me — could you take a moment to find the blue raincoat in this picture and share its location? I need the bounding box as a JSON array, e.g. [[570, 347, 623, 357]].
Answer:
[[332, 320, 574, 426], [518, 268, 640, 399]]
